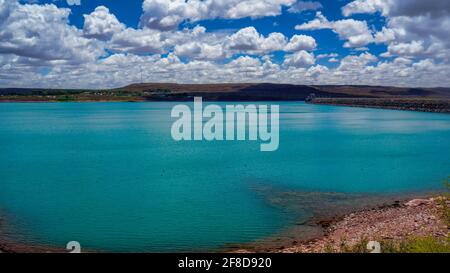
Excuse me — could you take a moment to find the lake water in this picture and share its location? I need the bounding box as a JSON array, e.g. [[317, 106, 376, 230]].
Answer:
[[0, 102, 449, 252]]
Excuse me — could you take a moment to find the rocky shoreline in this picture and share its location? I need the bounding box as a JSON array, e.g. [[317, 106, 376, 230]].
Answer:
[[310, 98, 450, 113], [270, 197, 449, 253], [0, 241, 64, 253]]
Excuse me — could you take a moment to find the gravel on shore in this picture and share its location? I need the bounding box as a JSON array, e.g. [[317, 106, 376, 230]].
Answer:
[[310, 98, 450, 113], [274, 197, 448, 253]]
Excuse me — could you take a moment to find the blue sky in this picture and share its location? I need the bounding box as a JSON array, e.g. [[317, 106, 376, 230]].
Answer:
[[2, 0, 450, 88]]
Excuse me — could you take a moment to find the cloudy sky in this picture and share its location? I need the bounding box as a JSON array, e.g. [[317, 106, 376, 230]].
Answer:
[[1, 0, 450, 88]]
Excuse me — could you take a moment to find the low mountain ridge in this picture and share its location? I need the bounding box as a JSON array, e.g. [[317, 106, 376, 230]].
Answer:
[[1, 83, 449, 102]]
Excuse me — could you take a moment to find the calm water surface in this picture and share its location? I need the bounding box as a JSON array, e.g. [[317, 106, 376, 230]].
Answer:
[[0, 102, 449, 252]]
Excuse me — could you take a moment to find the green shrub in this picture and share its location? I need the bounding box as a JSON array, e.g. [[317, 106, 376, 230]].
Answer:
[[400, 236, 450, 253]]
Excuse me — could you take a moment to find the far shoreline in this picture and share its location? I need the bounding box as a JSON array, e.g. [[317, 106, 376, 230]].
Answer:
[[309, 97, 450, 114], [1, 97, 450, 114], [0, 83, 449, 114]]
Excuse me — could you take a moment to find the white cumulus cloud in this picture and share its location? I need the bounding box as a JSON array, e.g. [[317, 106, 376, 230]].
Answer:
[[343, 0, 450, 62], [83, 6, 125, 40], [140, 0, 296, 30], [283, 50, 316, 68], [296, 12, 374, 48], [67, 0, 81, 6], [285, 34, 317, 52], [288, 1, 322, 13], [0, 1, 103, 64], [226, 27, 287, 54]]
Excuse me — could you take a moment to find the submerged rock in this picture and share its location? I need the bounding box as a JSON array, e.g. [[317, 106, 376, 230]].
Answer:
[[405, 199, 432, 207]]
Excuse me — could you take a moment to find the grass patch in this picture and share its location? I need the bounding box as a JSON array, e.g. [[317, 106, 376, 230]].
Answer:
[[397, 236, 449, 253], [436, 177, 450, 226], [330, 236, 450, 253]]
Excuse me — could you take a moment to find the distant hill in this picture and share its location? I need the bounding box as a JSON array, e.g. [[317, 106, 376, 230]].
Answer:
[[1, 83, 449, 102], [0, 88, 89, 96], [115, 83, 450, 101]]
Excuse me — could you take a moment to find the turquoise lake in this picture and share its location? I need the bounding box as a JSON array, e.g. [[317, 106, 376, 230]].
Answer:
[[0, 102, 449, 252]]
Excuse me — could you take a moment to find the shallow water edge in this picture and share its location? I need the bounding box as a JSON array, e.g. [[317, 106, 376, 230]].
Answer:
[[0, 189, 443, 253]]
